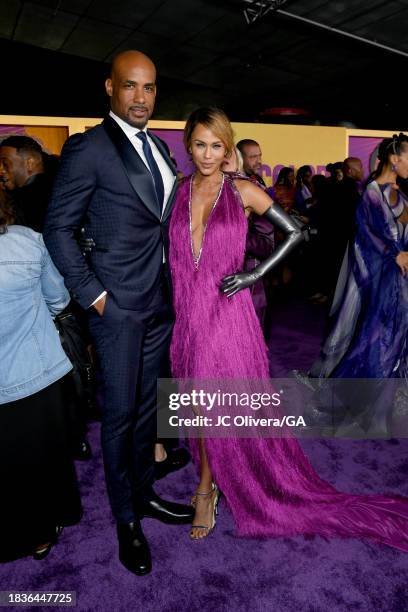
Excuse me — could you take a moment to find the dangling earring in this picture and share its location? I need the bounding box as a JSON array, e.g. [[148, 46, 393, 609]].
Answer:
[[392, 163, 397, 172]]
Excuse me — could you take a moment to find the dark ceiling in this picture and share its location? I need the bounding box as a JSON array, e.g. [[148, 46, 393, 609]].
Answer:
[[1, 0, 408, 128]]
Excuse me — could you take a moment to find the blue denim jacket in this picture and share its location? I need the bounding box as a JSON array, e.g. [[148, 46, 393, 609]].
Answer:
[[0, 226, 72, 404]]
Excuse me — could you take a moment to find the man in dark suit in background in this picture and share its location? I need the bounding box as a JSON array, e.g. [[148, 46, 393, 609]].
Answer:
[[342, 156, 364, 231], [236, 138, 266, 186], [44, 50, 193, 576], [0, 136, 53, 231]]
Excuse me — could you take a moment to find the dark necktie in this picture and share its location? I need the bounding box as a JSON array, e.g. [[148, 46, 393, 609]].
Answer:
[[136, 131, 165, 213]]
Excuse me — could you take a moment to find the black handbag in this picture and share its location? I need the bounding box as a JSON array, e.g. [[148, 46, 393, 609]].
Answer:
[[54, 308, 97, 418]]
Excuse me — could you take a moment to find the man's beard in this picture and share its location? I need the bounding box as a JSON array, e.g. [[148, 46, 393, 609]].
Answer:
[[126, 107, 150, 129], [127, 117, 149, 129]]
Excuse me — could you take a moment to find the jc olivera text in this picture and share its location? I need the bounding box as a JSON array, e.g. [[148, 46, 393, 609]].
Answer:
[[168, 415, 306, 428]]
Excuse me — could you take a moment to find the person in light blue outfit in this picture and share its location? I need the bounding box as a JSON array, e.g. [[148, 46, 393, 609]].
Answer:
[[0, 193, 81, 562], [0, 227, 72, 403]]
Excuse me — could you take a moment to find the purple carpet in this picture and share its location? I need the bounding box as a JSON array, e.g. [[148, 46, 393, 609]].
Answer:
[[2, 299, 408, 612]]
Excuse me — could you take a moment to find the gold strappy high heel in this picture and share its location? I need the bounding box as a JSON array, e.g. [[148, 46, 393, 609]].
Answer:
[[190, 483, 220, 540]]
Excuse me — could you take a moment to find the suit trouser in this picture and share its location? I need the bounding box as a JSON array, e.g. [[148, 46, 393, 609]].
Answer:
[[88, 283, 173, 523]]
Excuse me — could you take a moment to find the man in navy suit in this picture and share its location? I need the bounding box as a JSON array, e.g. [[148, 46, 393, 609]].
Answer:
[[44, 50, 193, 576]]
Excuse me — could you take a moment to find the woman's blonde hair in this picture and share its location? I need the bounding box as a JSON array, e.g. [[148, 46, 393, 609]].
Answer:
[[184, 107, 235, 157], [234, 147, 244, 173]]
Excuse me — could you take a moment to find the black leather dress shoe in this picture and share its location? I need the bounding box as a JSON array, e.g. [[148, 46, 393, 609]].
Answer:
[[33, 526, 63, 560], [137, 489, 194, 524], [117, 521, 151, 576], [154, 447, 191, 480], [33, 542, 53, 561]]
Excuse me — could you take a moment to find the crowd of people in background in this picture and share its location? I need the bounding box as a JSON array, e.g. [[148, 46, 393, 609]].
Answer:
[[265, 155, 365, 306]]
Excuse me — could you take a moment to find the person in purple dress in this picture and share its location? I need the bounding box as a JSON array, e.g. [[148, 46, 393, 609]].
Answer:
[[310, 133, 408, 379], [169, 108, 408, 549]]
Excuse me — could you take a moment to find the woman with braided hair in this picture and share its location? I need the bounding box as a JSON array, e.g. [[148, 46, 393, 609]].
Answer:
[[310, 132, 408, 379]]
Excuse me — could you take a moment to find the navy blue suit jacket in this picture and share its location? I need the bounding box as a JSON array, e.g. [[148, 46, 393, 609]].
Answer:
[[44, 116, 177, 311]]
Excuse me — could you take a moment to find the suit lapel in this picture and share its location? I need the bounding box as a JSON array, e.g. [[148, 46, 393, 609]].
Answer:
[[162, 178, 178, 223], [102, 116, 160, 219], [148, 130, 178, 223]]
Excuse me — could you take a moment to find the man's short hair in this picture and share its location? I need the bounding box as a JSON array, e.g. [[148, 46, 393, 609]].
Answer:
[[0, 136, 43, 158], [236, 139, 259, 152]]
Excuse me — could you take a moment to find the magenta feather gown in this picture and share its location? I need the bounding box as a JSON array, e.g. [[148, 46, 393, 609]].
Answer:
[[169, 173, 408, 551]]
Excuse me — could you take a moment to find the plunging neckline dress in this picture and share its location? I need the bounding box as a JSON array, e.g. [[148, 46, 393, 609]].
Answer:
[[169, 173, 408, 551]]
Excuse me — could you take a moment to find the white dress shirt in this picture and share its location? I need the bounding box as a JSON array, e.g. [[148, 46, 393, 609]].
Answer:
[[109, 110, 175, 215], [90, 112, 175, 307]]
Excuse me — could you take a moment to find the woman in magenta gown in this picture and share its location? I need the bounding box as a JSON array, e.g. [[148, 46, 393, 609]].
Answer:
[[169, 107, 408, 550]]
